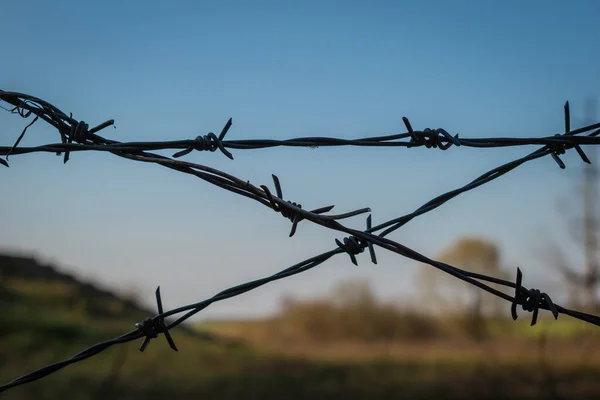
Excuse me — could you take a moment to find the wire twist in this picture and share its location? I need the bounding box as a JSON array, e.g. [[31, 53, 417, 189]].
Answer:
[[402, 117, 461, 150], [511, 268, 559, 326], [260, 174, 335, 237], [335, 215, 378, 266], [134, 287, 178, 352], [173, 118, 234, 160], [61, 120, 90, 163], [546, 101, 591, 169]]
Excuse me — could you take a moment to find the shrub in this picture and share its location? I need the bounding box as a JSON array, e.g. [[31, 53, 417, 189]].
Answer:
[[274, 279, 440, 343]]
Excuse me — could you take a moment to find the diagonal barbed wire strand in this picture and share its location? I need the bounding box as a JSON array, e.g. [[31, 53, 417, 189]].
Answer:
[[2, 91, 600, 393]]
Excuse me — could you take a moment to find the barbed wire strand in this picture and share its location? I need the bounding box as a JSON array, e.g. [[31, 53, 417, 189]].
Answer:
[[1, 92, 600, 393], [2, 91, 599, 160]]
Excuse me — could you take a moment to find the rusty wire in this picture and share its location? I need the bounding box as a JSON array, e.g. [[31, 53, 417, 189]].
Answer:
[[1, 90, 600, 393]]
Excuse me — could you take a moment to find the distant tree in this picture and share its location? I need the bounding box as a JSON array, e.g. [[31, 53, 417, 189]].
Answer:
[[417, 236, 510, 340]]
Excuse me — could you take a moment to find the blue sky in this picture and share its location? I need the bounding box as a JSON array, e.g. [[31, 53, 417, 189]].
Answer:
[[1, 0, 599, 319]]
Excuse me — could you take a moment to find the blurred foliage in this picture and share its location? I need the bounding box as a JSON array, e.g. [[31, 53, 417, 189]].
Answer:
[[1, 253, 600, 399], [417, 235, 511, 340], [272, 279, 440, 343], [212, 277, 598, 346]]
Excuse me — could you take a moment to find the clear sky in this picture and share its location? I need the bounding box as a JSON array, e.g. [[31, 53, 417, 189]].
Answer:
[[1, 0, 599, 320]]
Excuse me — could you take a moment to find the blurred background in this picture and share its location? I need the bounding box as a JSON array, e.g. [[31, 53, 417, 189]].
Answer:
[[1, 0, 600, 398]]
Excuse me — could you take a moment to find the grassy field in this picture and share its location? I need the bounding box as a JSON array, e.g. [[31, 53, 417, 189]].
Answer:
[[3, 311, 599, 399], [3, 322, 600, 399], [2, 254, 600, 399]]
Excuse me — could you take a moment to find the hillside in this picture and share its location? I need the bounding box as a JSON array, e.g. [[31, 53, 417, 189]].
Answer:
[[0, 252, 228, 342], [0, 252, 260, 400], [0, 252, 149, 323]]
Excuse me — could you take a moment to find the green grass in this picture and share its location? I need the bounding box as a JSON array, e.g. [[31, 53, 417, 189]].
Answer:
[[4, 342, 600, 400], [2, 259, 600, 399]]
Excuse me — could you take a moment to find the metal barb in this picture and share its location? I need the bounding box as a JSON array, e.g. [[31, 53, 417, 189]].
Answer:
[[335, 215, 378, 266], [261, 174, 337, 237], [64, 121, 90, 164], [511, 268, 559, 326], [135, 287, 178, 352], [402, 116, 417, 142], [565, 101, 591, 164], [549, 134, 567, 169], [172, 118, 234, 160]]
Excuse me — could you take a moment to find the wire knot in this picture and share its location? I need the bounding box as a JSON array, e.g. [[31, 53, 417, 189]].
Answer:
[[279, 200, 303, 223], [511, 268, 559, 326], [59, 120, 90, 164], [548, 133, 570, 169], [135, 287, 178, 352], [173, 118, 233, 160], [547, 102, 592, 169], [260, 174, 335, 237], [70, 121, 89, 144], [135, 317, 161, 343], [402, 117, 460, 150], [335, 215, 378, 266]]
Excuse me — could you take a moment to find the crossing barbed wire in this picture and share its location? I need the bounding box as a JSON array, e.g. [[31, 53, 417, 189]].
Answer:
[[1, 89, 600, 393]]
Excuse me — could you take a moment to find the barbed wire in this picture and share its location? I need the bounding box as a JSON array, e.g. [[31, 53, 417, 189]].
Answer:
[[1, 89, 599, 167], [2, 90, 600, 393]]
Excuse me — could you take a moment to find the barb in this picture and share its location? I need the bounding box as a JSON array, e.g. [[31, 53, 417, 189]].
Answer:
[[2, 90, 600, 393], [172, 118, 234, 160], [511, 268, 559, 326], [261, 174, 334, 237], [335, 215, 378, 266], [135, 287, 178, 352]]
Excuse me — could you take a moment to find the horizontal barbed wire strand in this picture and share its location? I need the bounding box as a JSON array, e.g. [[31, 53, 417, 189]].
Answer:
[[2, 90, 600, 162], [1, 92, 600, 393], [3, 128, 600, 156]]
